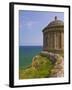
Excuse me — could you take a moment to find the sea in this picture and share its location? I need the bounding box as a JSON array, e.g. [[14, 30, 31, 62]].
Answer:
[[19, 46, 43, 69]]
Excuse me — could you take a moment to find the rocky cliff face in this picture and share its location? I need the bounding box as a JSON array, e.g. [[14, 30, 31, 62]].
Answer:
[[19, 51, 64, 79], [40, 51, 64, 77]]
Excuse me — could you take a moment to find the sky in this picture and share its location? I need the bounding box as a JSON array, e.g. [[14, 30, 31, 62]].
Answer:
[[19, 10, 64, 46]]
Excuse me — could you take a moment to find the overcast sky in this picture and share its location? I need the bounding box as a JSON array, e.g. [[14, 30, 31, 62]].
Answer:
[[19, 10, 64, 46]]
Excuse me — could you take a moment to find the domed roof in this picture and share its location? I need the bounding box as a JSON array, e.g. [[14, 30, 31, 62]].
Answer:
[[43, 16, 64, 32]]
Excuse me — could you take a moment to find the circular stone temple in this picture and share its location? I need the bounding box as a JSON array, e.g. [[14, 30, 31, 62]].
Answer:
[[42, 16, 64, 54]]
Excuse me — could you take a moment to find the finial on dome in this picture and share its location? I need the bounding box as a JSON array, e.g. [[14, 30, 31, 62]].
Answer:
[[55, 16, 57, 21]]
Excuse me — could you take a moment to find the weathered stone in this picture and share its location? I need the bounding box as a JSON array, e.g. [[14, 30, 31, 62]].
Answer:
[[42, 16, 64, 54]]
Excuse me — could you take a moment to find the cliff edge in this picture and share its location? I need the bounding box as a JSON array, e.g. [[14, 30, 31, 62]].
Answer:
[[19, 51, 64, 79]]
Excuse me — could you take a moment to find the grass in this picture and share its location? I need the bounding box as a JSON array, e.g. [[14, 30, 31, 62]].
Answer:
[[19, 54, 54, 79], [19, 52, 64, 79]]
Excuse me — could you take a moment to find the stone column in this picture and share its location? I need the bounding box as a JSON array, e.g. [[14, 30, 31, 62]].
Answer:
[[61, 32, 64, 49], [52, 32, 54, 49], [60, 32, 61, 49], [49, 32, 51, 49], [56, 32, 60, 49], [54, 32, 56, 49], [50, 32, 52, 49]]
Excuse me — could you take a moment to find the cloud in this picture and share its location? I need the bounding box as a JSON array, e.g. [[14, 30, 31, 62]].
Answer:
[[26, 21, 38, 29], [19, 20, 39, 30], [27, 21, 33, 28]]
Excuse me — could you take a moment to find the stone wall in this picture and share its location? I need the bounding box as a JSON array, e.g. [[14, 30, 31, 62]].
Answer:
[[43, 28, 64, 54]]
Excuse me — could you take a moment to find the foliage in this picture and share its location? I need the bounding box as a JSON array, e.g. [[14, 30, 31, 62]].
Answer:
[[19, 52, 64, 79], [19, 54, 54, 79]]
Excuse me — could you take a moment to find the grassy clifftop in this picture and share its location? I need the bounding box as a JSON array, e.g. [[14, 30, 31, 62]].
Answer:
[[19, 52, 64, 79]]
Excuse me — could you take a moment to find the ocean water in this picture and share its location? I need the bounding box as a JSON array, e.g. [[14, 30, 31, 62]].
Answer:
[[19, 46, 42, 69]]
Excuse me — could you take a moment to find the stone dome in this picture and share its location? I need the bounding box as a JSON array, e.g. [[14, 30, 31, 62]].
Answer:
[[43, 16, 64, 31]]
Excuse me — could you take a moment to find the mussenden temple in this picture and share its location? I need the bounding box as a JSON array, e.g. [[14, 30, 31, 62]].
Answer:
[[42, 16, 64, 54]]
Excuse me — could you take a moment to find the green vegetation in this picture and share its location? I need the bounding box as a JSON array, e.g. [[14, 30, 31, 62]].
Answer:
[[19, 53, 54, 79], [19, 52, 64, 79]]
